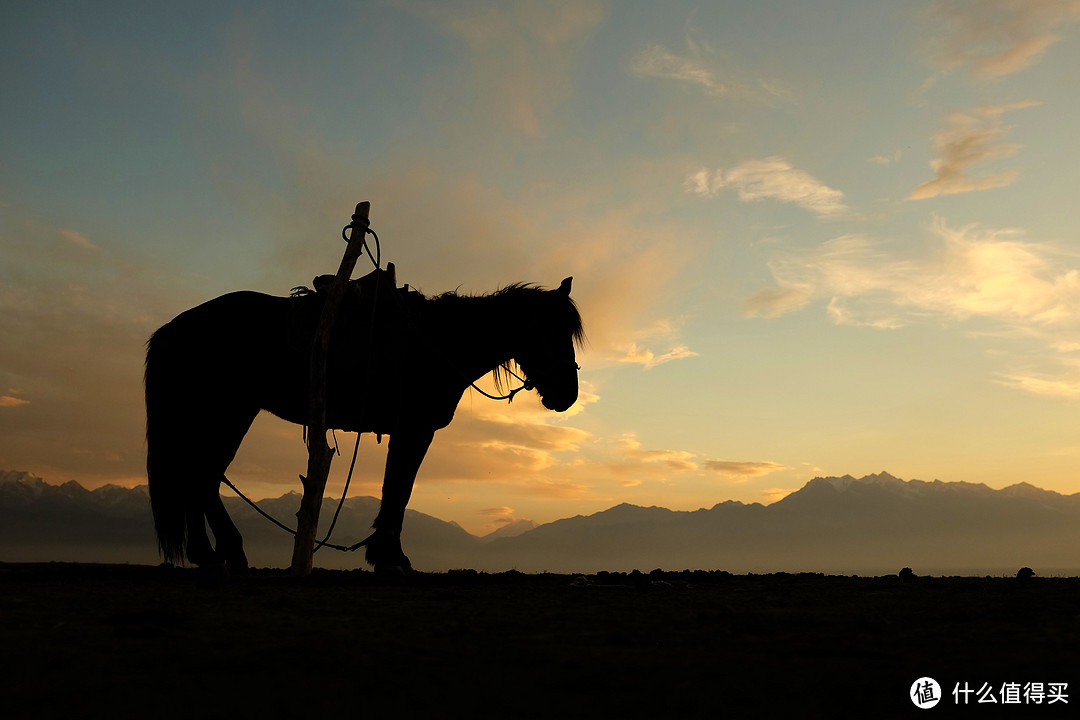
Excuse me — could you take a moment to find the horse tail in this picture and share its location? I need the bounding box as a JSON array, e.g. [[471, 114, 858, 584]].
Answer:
[[145, 324, 188, 565]]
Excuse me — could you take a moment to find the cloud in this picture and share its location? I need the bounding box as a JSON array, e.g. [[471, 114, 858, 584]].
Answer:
[[761, 487, 797, 503], [0, 394, 30, 408], [617, 434, 698, 473], [412, 0, 606, 136], [617, 342, 698, 369], [910, 102, 1039, 199], [925, 0, 1080, 81], [630, 44, 728, 96], [478, 505, 515, 518], [746, 218, 1080, 397], [477, 506, 519, 526], [998, 373, 1080, 400], [743, 286, 814, 319], [629, 28, 793, 105], [58, 229, 100, 252], [705, 460, 786, 481], [749, 218, 1080, 327], [686, 157, 848, 218], [868, 149, 903, 166]]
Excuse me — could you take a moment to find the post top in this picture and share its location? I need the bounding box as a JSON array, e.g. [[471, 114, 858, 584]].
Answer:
[[353, 201, 370, 222]]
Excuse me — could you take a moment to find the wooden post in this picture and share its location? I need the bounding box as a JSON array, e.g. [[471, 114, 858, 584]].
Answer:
[[290, 201, 371, 577]]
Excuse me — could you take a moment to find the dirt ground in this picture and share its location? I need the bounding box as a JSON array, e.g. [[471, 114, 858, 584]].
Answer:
[[1, 563, 1076, 718]]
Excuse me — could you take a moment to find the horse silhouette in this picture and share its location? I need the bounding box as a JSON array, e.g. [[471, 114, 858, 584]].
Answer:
[[145, 269, 583, 573]]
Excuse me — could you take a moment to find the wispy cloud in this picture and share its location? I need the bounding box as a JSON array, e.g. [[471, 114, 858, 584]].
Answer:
[[706, 460, 786, 481], [910, 102, 1039, 200], [743, 286, 814, 319], [868, 149, 903, 166], [998, 372, 1080, 400], [58, 229, 99, 252], [478, 506, 514, 518], [745, 218, 1080, 397], [926, 0, 1080, 81], [617, 342, 698, 369], [617, 434, 698, 472], [477, 506, 524, 527], [630, 44, 728, 96], [629, 18, 792, 105], [412, 0, 606, 137], [686, 157, 848, 218], [748, 218, 1080, 328], [762, 487, 797, 503]]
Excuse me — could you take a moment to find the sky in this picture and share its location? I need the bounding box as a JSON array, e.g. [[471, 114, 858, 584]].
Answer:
[[3, 0, 1080, 537]]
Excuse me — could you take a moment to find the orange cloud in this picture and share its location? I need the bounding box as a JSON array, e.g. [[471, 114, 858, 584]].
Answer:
[[706, 460, 787, 481], [616, 434, 698, 472], [747, 219, 1080, 328], [998, 373, 1080, 400], [617, 342, 698, 369], [745, 217, 1080, 399], [910, 102, 1039, 200], [926, 0, 1080, 81], [687, 157, 848, 218], [761, 487, 797, 504], [478, 505, 515, 519]]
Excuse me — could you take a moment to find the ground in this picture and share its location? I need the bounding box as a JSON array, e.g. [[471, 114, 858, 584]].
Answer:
[[1, 563, 1076, 718]]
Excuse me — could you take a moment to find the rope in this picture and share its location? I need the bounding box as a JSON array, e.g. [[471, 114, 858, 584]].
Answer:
[[343, 219, 380, 270], [467, 368, 533, 402], [220, 474, 354, 553], [313, 429, 360, 553]]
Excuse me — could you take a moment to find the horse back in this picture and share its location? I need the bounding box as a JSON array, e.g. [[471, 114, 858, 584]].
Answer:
[[147, 286, 422, 432]]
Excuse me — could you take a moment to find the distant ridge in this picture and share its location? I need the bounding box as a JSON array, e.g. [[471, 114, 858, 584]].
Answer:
[[481, 518, 538, 542], [2, 470, 1079, 574], [0, 470, 478, 568]]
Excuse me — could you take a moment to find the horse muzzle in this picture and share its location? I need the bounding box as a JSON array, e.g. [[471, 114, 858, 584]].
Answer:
[[522, 358, 579, 413], [537, 371, 578, 412]]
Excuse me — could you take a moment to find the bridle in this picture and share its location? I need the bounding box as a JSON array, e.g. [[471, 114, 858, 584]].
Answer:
[[471, 357, 579, 404]]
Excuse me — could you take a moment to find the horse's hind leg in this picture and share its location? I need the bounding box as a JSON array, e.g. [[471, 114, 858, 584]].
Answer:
[[185, 501, 219, 567], [203, 408, 258, 574], [206, 477, 249, 575]]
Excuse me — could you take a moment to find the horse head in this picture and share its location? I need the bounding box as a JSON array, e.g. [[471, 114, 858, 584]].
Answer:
[[515, 277, 584, 412]]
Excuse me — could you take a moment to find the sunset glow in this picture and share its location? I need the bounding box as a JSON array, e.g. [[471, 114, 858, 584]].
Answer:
[[3, 1, 1080, 538]]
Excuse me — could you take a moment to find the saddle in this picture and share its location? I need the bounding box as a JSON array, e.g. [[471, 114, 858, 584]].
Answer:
[[287, 265, 412, 349], [308, 263, 421, 312]]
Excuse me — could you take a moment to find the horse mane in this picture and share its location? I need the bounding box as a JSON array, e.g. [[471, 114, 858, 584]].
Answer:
[[416, 282, 585, 392]]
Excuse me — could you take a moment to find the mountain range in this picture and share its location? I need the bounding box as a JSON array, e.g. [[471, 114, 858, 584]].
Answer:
[[2, 469, 1079, 574]]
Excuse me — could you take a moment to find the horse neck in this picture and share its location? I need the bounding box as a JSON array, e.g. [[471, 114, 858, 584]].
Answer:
[[425, 294, 520, 385]]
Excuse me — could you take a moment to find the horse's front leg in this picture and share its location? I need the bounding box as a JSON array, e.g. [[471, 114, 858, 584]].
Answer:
[[366, 428, 434, 574]]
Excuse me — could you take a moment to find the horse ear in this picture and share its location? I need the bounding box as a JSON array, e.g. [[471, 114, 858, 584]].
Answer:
[[558, 277, 573, 296]]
